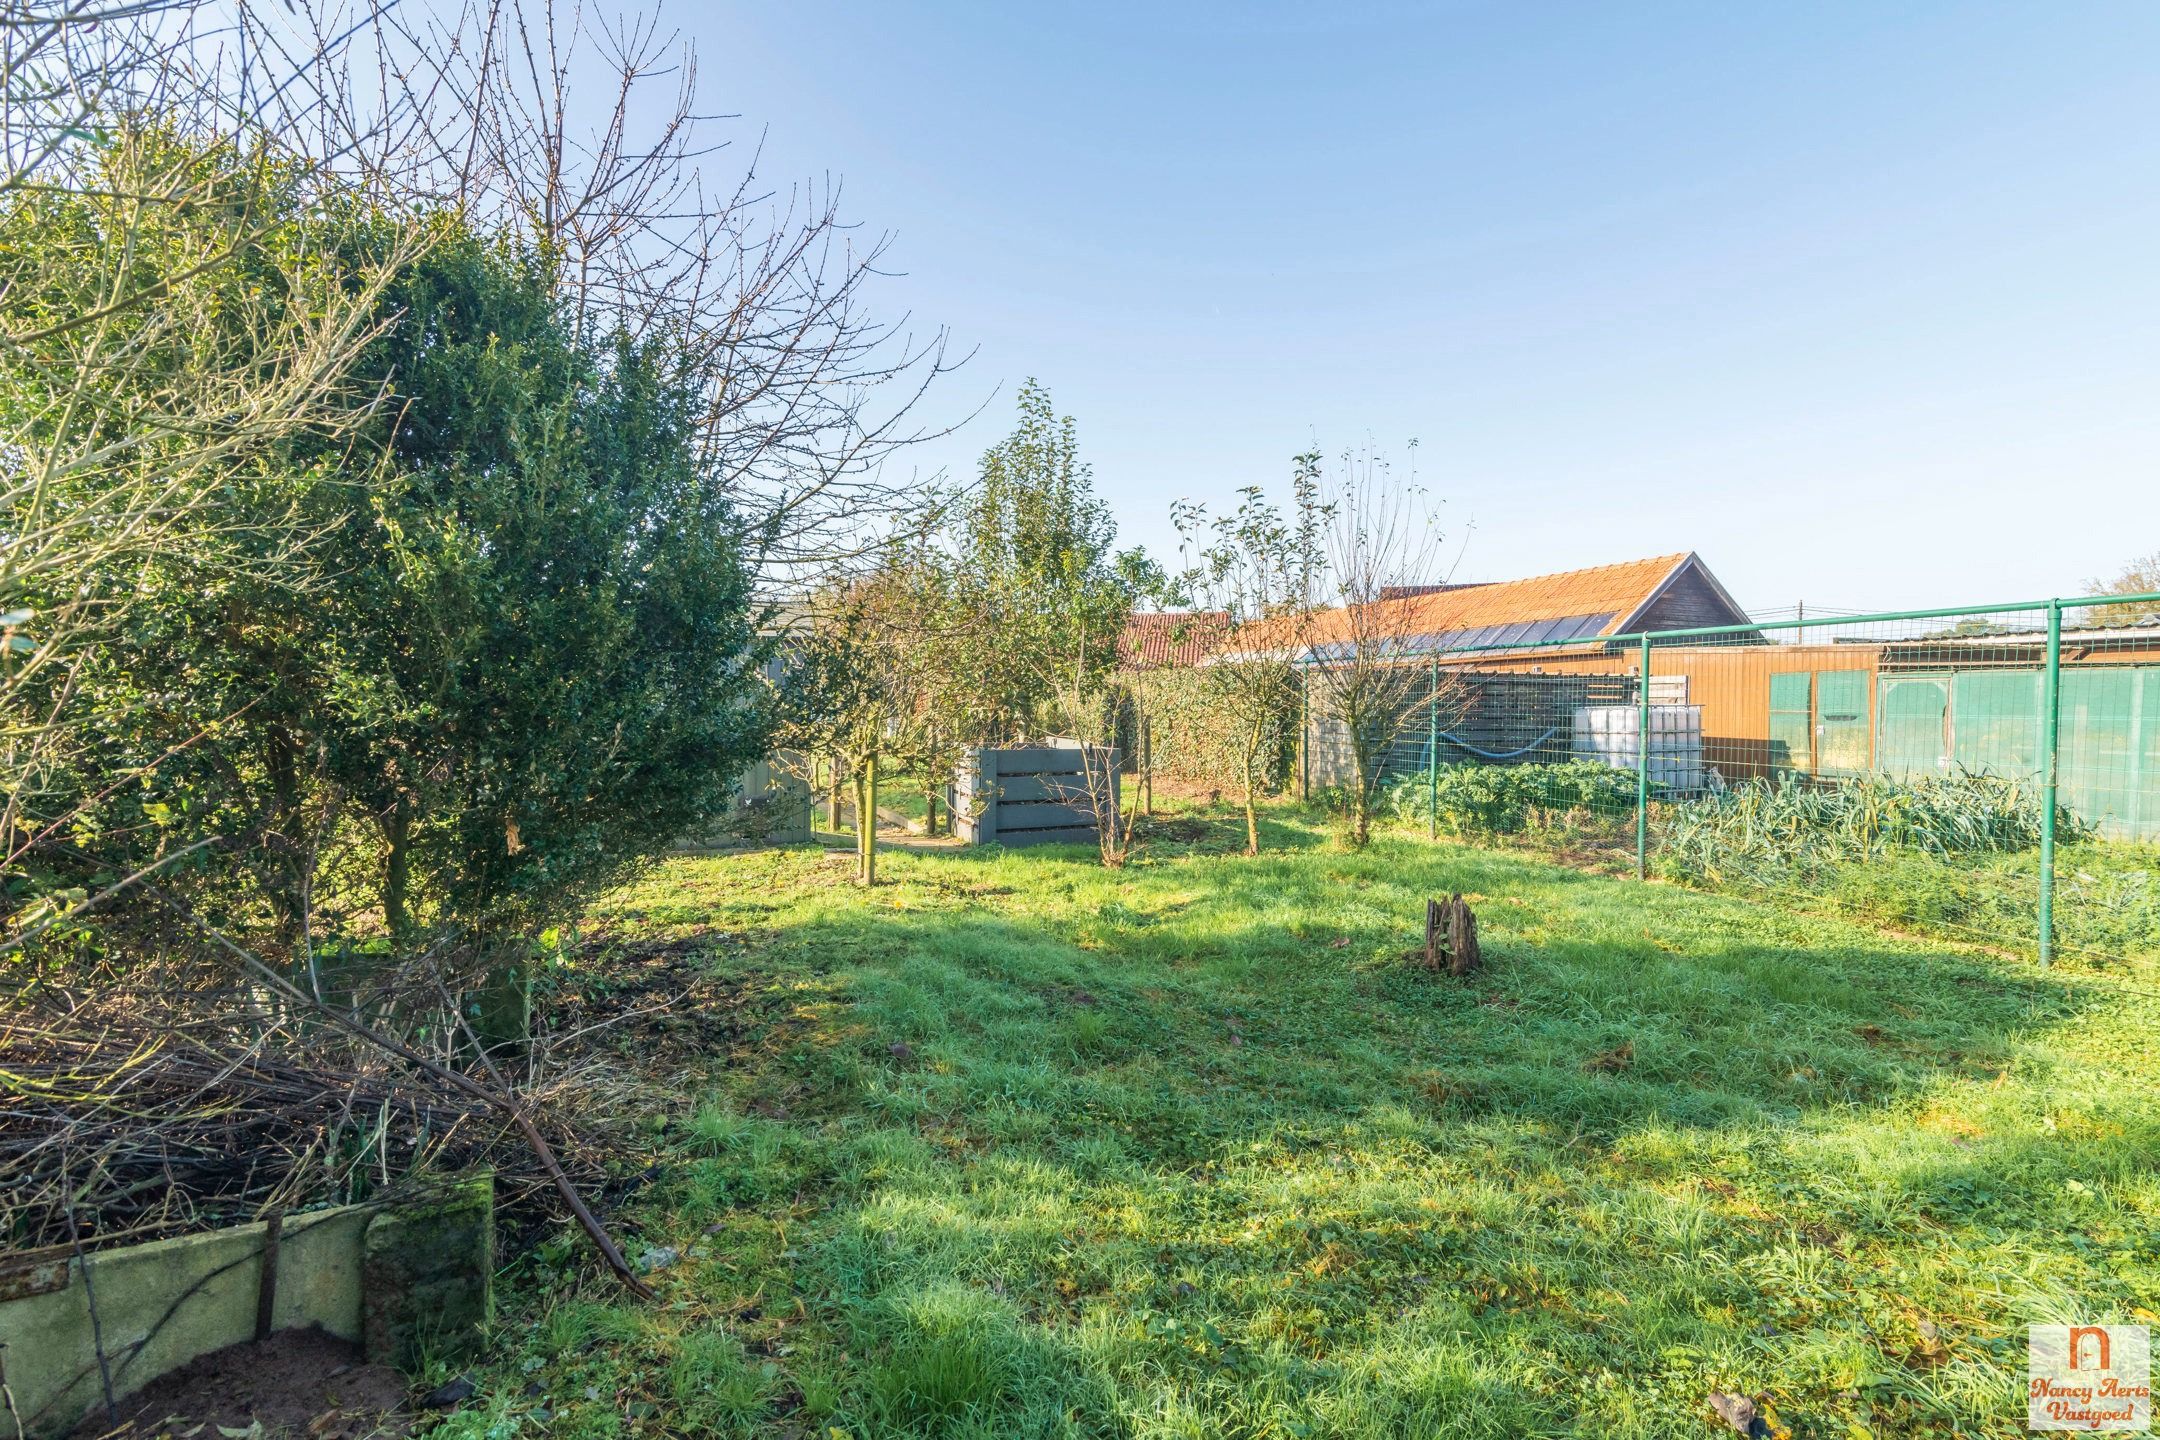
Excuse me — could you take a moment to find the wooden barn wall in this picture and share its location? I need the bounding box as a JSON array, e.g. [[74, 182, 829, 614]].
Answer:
[[1632, 566, 1751, 632]]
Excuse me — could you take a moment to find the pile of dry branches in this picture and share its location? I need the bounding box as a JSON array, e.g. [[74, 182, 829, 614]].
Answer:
[[0, 959, 609, 1269]]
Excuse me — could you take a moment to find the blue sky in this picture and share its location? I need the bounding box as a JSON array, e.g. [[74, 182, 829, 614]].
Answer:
[[684, 2, 2156, 612]]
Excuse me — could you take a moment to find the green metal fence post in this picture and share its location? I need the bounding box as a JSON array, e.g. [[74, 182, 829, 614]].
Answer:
[[2039, 599, 2063, 967], [1427, 659, 1439, 840], [1636, 634, 1651, 882]]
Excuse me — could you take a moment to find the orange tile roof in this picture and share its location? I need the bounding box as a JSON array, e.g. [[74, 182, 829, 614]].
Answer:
[[1119, 610, 1230, 668], [1233, 553, 1696, 656]]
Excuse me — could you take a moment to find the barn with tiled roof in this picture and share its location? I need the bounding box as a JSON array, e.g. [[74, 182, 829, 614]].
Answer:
[[1227, 552, 1751, 662]]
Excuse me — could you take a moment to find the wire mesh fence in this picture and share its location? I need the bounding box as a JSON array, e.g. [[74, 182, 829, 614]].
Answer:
[[1298, 592, 2160, 967]]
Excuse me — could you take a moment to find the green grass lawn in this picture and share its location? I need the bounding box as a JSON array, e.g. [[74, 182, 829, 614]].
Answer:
[[436, 805, 2160, 1440]]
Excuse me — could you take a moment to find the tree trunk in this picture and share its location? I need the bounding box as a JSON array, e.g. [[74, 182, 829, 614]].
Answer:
[[856, 754, 878, 886], [382, 794, 413, 945], [1296, 684, 1308, 803], [925, 774, 939, 837], [1090, 744, 1126, 868], [1242, 745, 1260, 855], [263, 723, 307, 956], [466, 934, 533, 1057], [1349, 743, 1374, 846], [1422, 894, 1481, 975]]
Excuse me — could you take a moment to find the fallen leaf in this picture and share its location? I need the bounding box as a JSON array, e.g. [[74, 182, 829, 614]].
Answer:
[[1708, 1391, 1768, 1437], [422, 1376, 476, 1409]]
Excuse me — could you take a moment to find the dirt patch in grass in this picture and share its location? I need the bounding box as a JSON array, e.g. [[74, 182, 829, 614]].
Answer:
[[543, 932, 766, 1065], [1136, 815, 1213, 843], [71, 1326, 408, 1439]]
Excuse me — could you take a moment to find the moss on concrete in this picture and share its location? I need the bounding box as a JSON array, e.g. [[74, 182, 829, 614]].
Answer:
[[360, 1174, 494, 1369]]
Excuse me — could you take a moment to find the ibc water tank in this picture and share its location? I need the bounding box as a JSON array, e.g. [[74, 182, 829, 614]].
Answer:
[[1570, 704, 1704, 794]]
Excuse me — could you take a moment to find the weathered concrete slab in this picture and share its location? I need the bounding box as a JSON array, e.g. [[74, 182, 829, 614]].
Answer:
[[0, 1207, 370, 1438], [362, 1175, 494, 1369], [0, 1175, 492, 1438]]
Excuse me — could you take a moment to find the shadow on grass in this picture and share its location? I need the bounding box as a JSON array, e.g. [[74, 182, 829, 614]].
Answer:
[[597, 833, 2117, 1180], [571, 836, 2148, 1438]]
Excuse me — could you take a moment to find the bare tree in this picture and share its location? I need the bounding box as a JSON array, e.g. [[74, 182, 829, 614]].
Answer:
[[1, 0, 420, 950], [2, 0, 208, 192], [770, 570, 935, 886], [359, 0, 970, 583], [1297, 444, 1470, 847]]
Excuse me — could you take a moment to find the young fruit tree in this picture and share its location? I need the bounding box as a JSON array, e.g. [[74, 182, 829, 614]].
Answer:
[[1299, 445, 1471, 847], [868, 536, 982, 839], [1172, 472, 1325, 854], [773, 570, 929, 886]]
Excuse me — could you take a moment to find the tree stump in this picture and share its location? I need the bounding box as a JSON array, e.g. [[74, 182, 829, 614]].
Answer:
[[1423, 893, 1480, 976]]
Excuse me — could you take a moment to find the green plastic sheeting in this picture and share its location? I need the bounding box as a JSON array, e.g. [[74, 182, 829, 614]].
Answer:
[[1953, 671, 2042, 778], [1815, 671, 1871, 777], [1879, 675, 1950, 779], [1769, 672, 1810, 774], [1767, 671, 1872, 778], [1873, 666, 2157, 839], [2060, 668, 2156, 840]]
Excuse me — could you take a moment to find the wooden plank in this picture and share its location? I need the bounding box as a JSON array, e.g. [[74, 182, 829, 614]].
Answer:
[[993, 774, 1095, 804], [994, 801, 1095, 830], [992, 746, 1091, 775]]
